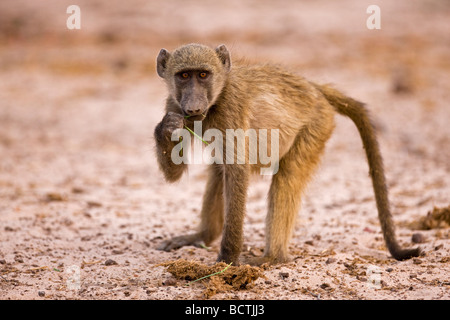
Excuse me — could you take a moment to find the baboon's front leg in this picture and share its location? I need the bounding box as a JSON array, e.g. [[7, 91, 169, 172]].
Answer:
[[198, 165, 225, 245], [217, 164, 249, 265]]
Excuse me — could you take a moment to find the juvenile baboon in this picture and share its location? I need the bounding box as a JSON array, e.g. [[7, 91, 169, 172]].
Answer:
[[154, 43, 421, 265]]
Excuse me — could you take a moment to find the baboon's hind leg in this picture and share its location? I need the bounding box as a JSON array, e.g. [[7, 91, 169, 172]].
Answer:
[[254, 126, 331, 265]]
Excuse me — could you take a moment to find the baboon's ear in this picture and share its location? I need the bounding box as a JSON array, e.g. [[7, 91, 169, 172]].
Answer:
[[156, 49, 170, 78], [215, 44, 231, 72]]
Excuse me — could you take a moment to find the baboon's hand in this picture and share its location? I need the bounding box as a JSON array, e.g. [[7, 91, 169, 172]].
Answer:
[[155, 112, 185, 143], [154, 112, 188, 182]]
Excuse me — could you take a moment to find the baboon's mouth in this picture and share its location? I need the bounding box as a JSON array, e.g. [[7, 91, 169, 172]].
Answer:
[[184, 112, 207, 121]]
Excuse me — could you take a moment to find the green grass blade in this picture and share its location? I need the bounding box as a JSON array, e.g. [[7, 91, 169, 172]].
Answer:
[[184, 125, 209, 145], [184, 262, 232, 286]]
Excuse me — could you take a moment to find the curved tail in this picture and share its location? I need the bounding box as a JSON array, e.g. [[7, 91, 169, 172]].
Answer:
[[314, 83, 421, 260]]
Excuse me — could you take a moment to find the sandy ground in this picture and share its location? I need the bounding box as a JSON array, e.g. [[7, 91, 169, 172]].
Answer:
[[0, 0, 449, 300]]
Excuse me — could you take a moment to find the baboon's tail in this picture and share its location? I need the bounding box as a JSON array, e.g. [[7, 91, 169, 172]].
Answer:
[[314, 83, 421, 261]]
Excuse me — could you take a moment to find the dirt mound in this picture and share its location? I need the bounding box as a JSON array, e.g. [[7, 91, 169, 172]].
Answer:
[[409, 205, 450, 230], [160, 259, 264, 298]]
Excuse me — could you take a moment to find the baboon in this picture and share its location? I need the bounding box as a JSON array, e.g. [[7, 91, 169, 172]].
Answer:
[[153, 43, 421, 265]]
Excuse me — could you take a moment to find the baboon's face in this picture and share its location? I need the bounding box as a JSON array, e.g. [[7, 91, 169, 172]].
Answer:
[[157, 44, 231, 120], [172, 69, 214, 120]]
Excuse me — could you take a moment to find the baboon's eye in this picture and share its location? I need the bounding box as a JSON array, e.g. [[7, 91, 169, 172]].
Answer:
[[199, 72, 208, 78], [181, 72, 189, 79]]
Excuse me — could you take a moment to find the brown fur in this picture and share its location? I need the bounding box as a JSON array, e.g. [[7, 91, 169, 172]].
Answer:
[[154, 43, 421, 265]]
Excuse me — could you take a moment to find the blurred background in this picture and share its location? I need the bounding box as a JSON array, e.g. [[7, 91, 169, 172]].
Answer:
[[1, 0, 449, 85], [1, 0, 449, 193]]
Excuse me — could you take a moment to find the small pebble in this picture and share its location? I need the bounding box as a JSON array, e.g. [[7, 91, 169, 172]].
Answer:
[[325, 258, 336, 264], [46, 192, 64, 202], [86, 201, 102, 208], [38, 291, 45, 297], [411, 233, 426, 244], [357, 276, 367, 282], [162, 278, 177, 286], [320, 283, 331, 290], [279, 272, 289, 279], [105, 259, 118, 266]]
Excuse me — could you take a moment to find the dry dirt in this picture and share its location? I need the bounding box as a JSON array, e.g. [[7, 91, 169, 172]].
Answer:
[[0, 0, 449, 300]]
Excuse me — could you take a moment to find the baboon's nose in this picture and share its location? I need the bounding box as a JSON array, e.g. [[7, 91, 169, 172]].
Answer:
[[185, 107, 202, 115]]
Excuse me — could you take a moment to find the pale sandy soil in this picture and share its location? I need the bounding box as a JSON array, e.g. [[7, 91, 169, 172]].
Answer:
[[0, 0, 449, 300]]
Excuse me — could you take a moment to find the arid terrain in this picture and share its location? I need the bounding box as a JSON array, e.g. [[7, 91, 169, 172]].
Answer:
[[0, 0, 449, 300]]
